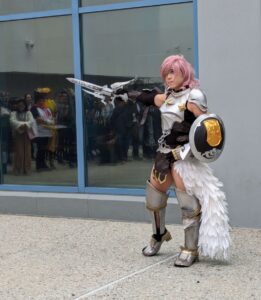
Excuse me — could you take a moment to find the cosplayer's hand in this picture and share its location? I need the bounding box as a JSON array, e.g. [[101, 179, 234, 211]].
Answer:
[[115, 89, 142, 102], [114, 88, 129, 102], [115, 88, 128, 95]]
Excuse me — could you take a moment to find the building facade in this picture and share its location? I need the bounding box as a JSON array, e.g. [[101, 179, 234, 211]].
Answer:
[[0, 0, 260, 227]]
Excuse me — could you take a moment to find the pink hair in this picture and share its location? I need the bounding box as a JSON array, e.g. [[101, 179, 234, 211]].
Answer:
[[160, 55, 199, 88]]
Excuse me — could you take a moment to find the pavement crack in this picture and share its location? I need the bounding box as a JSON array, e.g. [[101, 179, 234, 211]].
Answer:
[[73, 254, 178, 299]]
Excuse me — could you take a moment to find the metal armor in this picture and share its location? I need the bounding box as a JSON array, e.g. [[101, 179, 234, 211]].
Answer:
[[158, 89, 190, 154], [187, 88, 208, 112], [142, 180, 172, 256], [174, 188, 201, 267]]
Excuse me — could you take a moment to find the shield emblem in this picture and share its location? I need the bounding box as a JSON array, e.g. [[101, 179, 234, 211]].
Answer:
[[189, 113, 225, 162]]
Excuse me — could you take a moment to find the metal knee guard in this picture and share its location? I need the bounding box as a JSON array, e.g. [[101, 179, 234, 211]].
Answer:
[[174, 188, 201, 266], [146, 180, 168, 235], [143, 180, 171, 256], [175, 188, 201, 251]]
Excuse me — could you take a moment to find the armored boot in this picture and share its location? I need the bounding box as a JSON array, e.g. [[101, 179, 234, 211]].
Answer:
[[142, 180, 172, 256], [174, 188, 201, 267]]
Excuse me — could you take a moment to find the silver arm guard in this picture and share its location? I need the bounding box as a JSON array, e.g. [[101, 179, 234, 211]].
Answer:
[[188, 88, 208, 112]]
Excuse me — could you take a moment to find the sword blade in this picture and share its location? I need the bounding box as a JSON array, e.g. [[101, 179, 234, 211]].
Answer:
[[66, 77, 113, 97]]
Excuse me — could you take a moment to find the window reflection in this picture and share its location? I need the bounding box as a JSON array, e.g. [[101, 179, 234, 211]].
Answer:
[[82, 3, 194, 188], [0, 16, 77, 186], [0, 0, 71, 15], [84, 92, 161, 164], [83, 80, 163, 188]]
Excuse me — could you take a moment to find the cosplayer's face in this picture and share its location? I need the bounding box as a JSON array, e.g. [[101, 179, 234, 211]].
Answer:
[[165, 70, 184, 90]]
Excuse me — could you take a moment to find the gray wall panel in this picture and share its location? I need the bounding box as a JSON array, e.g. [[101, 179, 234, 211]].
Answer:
[[198, 0, 261, 227]]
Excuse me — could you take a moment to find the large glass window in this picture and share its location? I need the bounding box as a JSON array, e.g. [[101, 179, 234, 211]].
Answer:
[[0, 16, 77, 186], [0, 0, 71, 15], [81, 3, 194, 188]]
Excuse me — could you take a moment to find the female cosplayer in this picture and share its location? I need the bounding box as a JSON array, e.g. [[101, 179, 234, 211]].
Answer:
[[130, 55, 230, 267]]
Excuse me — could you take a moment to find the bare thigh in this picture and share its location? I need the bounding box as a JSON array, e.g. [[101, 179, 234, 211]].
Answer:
[[171, 165, 186, 191], [149, 167, 173, 193]]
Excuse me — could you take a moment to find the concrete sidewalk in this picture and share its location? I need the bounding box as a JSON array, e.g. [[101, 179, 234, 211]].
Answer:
[[0, 214, 260, 300]]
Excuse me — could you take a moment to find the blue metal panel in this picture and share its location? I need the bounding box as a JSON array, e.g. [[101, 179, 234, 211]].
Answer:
[[0, 185, 78, 193], [79, 0, 192, 13], [85, 187, 146, 196], [85, 187, 176, 197], [71, 0, 86, 193], [193, 0, 199, 78], [0, 9, 71, 22]]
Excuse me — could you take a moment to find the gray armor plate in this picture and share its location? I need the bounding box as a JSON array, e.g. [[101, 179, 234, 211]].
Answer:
[[189, 113, 225, 162]]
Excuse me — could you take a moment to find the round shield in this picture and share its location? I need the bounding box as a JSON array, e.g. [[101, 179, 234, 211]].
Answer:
[[189, 113, 225, 162]]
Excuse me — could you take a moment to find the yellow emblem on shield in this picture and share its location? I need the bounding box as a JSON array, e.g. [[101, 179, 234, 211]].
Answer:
[[203, 119, 222, 147]]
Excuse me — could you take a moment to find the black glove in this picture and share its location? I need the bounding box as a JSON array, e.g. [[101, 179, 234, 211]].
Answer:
[[115, 88, 128, 95], [114, 88, 129, 102], [136, 88, 162, 106], [164, 121, 191, 147]]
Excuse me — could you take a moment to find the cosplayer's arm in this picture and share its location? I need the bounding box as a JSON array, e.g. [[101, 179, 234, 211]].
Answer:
[[135, 88, 165, 107], [187, 88, 208, 117], [117, 88, 165, 107], [154, 93, 166, 107], [187, 102, 205, 117]]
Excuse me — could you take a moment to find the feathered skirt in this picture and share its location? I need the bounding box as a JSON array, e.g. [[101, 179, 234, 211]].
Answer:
[[173, 159, 231, 260]]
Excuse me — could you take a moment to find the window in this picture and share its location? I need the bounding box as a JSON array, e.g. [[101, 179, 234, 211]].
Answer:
[[81, 3, 194, 188], [0, 0, 71, 15], [0, 16, 77, 186]]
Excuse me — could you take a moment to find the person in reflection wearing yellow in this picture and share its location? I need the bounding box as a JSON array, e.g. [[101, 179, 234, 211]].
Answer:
[[31, 88, 55, 172]]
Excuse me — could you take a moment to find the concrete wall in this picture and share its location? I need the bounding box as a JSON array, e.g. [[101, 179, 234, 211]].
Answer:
[[197, 0, 261, 227], [0, 191, 181, 225]]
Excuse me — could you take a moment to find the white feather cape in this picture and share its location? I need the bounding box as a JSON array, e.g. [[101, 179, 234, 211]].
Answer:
[[174, 160, 231, 260]]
